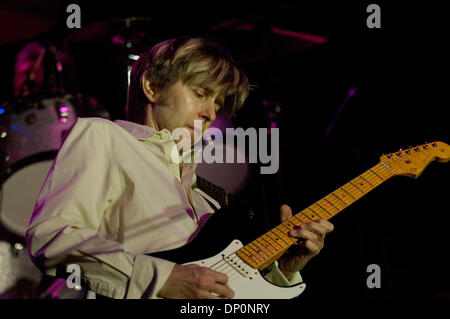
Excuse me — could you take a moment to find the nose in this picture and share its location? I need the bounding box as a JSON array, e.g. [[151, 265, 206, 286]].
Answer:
[[200, 100, 217, 123]]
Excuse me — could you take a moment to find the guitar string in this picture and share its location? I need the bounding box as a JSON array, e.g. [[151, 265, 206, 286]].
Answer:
[[208, 145, 435, 281]]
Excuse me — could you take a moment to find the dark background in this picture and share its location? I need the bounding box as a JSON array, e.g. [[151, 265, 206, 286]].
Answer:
[[0, 0, 448, 300]]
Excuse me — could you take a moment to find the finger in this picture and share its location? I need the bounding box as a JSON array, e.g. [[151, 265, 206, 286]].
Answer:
[[280, 204, 292, 222], [194, 289, 226, 299], [208, 269, 235, 298], [208, 283, 235, 299], [291, 223, 326, 239], [317, 219, 335, 233], [299, 221, 330, 238], [209, 269, 229, 285], [304, 239, 321, 255], [289, 228, 320, 243], [196, 276, 234, 299]]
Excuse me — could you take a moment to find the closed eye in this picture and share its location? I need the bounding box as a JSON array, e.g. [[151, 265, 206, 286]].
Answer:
[[193, 88, 206, 99]]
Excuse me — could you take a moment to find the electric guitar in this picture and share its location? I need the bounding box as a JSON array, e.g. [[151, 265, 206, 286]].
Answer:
[[151, 141, 450, 298]]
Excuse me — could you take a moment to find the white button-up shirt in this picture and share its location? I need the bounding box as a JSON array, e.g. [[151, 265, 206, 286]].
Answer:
[[26, 117, 300, 299]]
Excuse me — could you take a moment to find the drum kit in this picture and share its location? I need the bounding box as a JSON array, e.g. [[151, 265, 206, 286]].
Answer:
[[0, 4, 326, 299]]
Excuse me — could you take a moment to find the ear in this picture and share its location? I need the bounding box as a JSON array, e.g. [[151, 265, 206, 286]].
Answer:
[[141, 73, 158, 103]]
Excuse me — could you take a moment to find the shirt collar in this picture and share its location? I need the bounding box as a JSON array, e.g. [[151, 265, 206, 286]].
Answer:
[[114, 119, 202, 165], [114, 119, 170, 140]]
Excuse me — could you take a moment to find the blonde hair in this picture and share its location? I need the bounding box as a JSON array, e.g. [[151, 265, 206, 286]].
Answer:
[[126, 37, 250, 124]]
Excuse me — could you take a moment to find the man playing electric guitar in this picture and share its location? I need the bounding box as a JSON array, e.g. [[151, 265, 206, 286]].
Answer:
[[26, 37, 334, 299]]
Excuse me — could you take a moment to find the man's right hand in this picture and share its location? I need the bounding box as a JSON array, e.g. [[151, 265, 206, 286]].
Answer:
[[157, 264, 235, 299]]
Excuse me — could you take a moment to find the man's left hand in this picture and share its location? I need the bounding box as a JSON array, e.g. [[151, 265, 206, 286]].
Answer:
[[277, 204, 334, 280]]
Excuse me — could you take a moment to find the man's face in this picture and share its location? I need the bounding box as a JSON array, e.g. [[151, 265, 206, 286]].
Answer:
[[147, 80, 221, 145]]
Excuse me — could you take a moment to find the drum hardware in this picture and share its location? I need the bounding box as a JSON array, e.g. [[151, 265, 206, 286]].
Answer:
[[0, 236, 42, 298]]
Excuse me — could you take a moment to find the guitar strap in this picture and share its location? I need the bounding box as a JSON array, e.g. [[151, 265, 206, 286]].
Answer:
[[195, 175, 253, 216], [195, 175, 233, 208]]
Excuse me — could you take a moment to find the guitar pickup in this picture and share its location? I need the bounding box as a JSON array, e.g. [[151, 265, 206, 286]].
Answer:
[[224, 255, 258, 279]]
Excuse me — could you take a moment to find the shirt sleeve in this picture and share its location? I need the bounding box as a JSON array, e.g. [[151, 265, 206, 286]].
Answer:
[[25, 118, 175, 299]]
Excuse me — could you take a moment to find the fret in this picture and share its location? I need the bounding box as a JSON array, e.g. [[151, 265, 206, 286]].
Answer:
[[273, 227, 295, 245], [261, 233, 284, 250], [265, 232, 284, 247], [308, 207, 324, 220], [255, 238, 276, 254], [319, 198, 339, 214], [369, 168, 384, 182], [243, 245, 264, 263], [236, 252, 258, 269], [301, 209, 316, 220], [334, 188, 352, 203], [297, 211, 313, 222], [314, 202, 333, 218], [239, 247, 260, 265], [349, 181, 365, 194], [286, 217, 302, 227], [352, 177, 372, 193], [340, 186, 357, 200], [269, 230, 291, 246], [344, 183, 363, 198], [282, 220, 298, 230], [362, 170, 381, 185], [325, 194, 345, 211], [358, 175, 374, 188], [323, 197, 341, 213], [247, 242, 270, 260], [292, 214, 307, 224], [278, 224, 292, 237], [331, 192, 348, 206]]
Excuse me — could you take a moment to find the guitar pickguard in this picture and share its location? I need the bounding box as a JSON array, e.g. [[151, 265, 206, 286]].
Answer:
[[187, 239, 306, 299]]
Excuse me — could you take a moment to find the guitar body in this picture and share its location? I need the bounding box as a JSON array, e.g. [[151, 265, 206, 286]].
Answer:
[[149, 203, 306, 299]]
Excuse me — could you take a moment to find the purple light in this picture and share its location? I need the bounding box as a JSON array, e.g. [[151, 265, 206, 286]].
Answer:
[[59, 106, 69, 112], [348, 87, 357, 96], [270, 26, 328, 44]]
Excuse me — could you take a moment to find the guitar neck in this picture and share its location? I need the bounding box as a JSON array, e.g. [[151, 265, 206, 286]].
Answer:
[[236, 161, 396, 270]]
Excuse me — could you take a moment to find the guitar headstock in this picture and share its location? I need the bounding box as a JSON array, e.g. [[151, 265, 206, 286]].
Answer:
[[379, 141, 449, 178]]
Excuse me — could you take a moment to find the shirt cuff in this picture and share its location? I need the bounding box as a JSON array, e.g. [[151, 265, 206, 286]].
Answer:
[[262, 261, 302, 286], [126, 254, 175, 299]]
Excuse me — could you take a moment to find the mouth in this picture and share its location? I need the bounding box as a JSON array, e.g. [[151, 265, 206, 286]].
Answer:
[[186, 125, 202, 135]]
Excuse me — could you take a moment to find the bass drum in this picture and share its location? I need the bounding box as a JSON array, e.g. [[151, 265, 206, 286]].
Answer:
[[1, 94, 78, 237], [0, 93, 107, 298]]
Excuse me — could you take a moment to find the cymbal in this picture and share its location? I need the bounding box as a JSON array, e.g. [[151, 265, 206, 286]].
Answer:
[[208, 18, 328, 63], [0, 0, 59, 45], [64, 17, 184, 53]]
